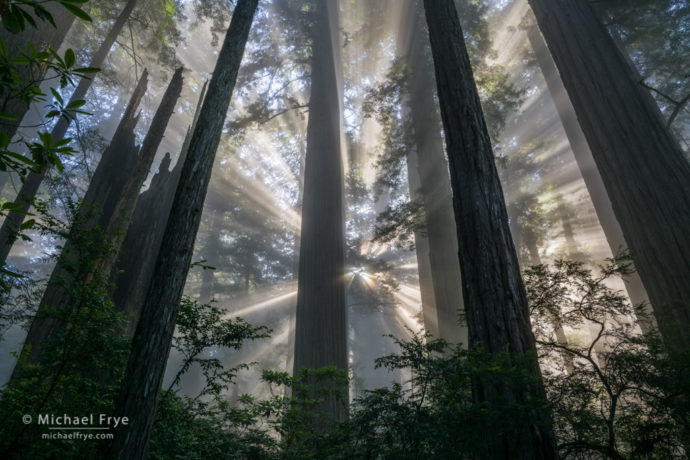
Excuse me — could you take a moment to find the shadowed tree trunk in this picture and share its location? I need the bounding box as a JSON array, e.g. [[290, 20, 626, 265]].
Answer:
[[10, 66, 182, 379], [291, 0, 348, 423], [95, 67, 184, 277], [525, 19, 653, 332], [403, 2, 466, 345], [528, 0, 690, 352], [103, 2, 257, 458], [8, 70, 147, 383], [0, 2, 75, 144], [423, 0, 557, 457], [112, 81, 208, 338], [0, 0, 138, 266]]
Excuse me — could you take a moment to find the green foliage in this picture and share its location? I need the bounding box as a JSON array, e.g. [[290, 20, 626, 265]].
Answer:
[[2, 243, 687, 458], [1, 1, 91, 34], [526, 255, 689, 458], [372, 198, 425, 250], [0, 40, 97, 175], [0, 201, 129, 459], [0, 0, 98, 179], [148, 298, 277, 459], [166, 296, 271, 397]]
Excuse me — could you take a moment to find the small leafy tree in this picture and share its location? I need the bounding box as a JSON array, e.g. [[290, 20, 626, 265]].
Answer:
[[147, 297, 273, 459], [526, 256, 689, 458], [0, 201, 129, 459]]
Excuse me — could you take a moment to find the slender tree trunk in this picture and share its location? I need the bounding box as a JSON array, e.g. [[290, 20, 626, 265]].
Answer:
[[0, 2, 75, 143], [103, 2, 257, 458], [557, 199, 576, 251], [0, 0, 138, 266], [525, 20, 654, 332], [199, 211, 222, 304], [291, 0, 348, 423], [528, 0, 690, 352], [404, 2, 466, 345], [112, 81, 208, 338], [423, 0, 557, 457], [405, 148, 438, 338]]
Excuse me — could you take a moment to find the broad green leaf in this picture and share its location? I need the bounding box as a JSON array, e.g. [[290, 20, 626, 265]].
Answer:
[[64, 48, 75, 68], [19, 218, 35, 230], [50, 88, 64, 105], [66, 99, 86, 109], [0, 266, 22, 278], [10, 56, 31, 66], [60, 3, 92, 22], [74, 67, 100, 74], [3, 150, 39, 167], [2, 8, 24, 34]]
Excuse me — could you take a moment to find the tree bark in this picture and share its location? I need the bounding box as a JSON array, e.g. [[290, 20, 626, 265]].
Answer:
[[404, 2, 466, 345], [11, 66, 181, 380], [112, 80, 208, 338], [0, 2, 75, 142], [103, 2, 257, 458], [96, 67, 184, 277], [528, 0, 690, 352], [525, 21, 653, 332], [423, 0, 557, 457], [0, 0, 138, 266], [291, 0, 348, 423], [8, 70, 147, 383]]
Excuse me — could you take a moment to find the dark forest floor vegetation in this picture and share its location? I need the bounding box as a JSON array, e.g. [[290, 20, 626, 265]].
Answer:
[[1, 240, 687, 458]]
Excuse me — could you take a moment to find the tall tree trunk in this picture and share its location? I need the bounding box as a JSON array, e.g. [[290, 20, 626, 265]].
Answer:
[[423, 0, 557, 457], [403, 2, 466, 345], [11, 67, 182, 379], [199, 211, 222, 304], [527, 0, 690, 352], [0, 0, 138, 266], [0, 2, 75, 143], [525, 20, 653, 332], [104, 2, 257, 458], [291, 0, 348, 423], [8, 70, 146, 383], [405, 148, 438, 338], [112, 81, 208, 338]]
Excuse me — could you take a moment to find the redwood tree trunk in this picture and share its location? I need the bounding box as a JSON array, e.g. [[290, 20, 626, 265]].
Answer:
[[404, 2, 466, 345], [112, 81, 208, 338], [11, 66, 182, 378], [528, 0, 690, 352], [405, 148, 438, 337], [104, 2, 257, 458], [291, 0, 348, 423], [525, 21, 652, 331], [8, 70, 146, 383], [423, 0, 557, 456], [0, 0, 139, 266], [97, 67, 184, 276]]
